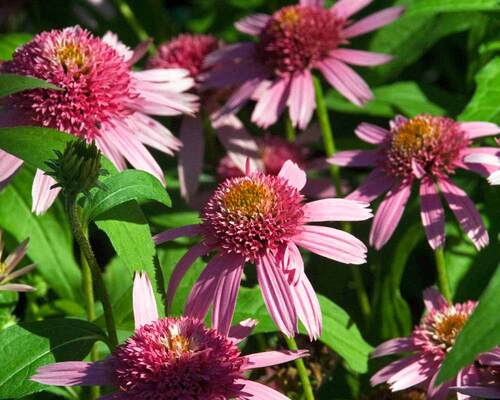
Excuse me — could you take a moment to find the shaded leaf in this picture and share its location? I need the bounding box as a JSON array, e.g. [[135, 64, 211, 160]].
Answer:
[[0, 33, 31, 61], [0, 73, 60, 98]]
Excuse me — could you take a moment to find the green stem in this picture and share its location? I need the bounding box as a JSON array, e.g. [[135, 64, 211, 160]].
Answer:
[[434, 247, 452, 301], [284, 336, 315, 400], [112, 0, 151, 45], [67, 200, 119, 349], [285, 114, 296, 142]]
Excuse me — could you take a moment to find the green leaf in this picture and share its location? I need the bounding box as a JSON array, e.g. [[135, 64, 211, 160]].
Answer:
[[406, 0, 500, 15], [459, 57, 500, 123], [0, 73, 60, 98], [85, 170, 171, 221], [437, 265, 500, 384], [0, 167, 81, 300], [0, 318, 106, 399], [0, 33, 31, 61], [325, 81, 445, 117]]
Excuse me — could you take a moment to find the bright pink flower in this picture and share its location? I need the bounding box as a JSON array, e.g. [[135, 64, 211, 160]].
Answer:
[[154, 161, 371, 339], [0, 230, 35, 292], [329, 115, 500, 250], [371, 287, 481, 399], [33, 272, 307, 400], [203, 0, 404, 129], [0, 26, 197, 214]]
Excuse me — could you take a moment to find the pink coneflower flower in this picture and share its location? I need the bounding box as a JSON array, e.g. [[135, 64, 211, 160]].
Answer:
[[148, 34, 261, 201], [203, 0, 404, 129], [0, 230, 35, 292], [154, 160, 371, 339], [371, 287, 482, 399], [33, 272, 308, 400], [453, 348, 500, 399], [0, 26, 197, 214], [329, 114, 500, 250]]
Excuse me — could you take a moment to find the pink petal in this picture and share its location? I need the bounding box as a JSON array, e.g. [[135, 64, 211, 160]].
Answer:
[[252, 77, 290, 128], [212, 261, 244, 336], [287, 70, 316, 129], [489, 170, 500, 185], [428, 372, 454, 400], [95, 135, 127, 171], [165, 242, 208, 311], [237, 379, 290, 400], [302, 177, 337, 199], [318, 58, 373, 106], [372, 337, 415, 358], [303, 198, 372, 222], [228, 318, 258, 343], [293, 225, 367, 265], [387, 356, 432, 391], [4, 239, 29, 272], [280, 241, 305, 286], [178, 115, 204, 201], [4, 263, 35, 281], [331, 49, 393, 66], [354, 122, 390, 144], [343, 6, 406, 38], [439, 177, 489, 250], [420, 178, 445, 250], [291, 275, 322, 340], [459, 122, 500, 139], [132, 68, 190, 82], [369, 181, 412, 250], [423, 286, 449, 311], [133, 272, 159, 329], [215, 77, 263, 117], [128, 39, 152, 66], [0, 150, 23, 183], [32, 361, 112, 386], [464, 153, 500, 167], [31, 169, 61, 215], [328, 150, 380, 167], [331, 0, 373, 19], [0, 283, 35, 292], [454, 386, 500, 398], [278, 160, 307, 191], [371, 355, 423, 387], [346, 168, 394, 202], [301, 0, 324, 6], [154, 224, 203, 245], [204, 42, 256, 68], [244, 350, 309, 371], [256, 253, 298, 338], [235, 14, 271, 35], [478, 349, 500, 366]]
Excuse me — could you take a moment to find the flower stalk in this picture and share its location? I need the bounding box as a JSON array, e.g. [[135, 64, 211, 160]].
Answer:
[[284, 336, 315, 400], [434, 247, 452, 301]]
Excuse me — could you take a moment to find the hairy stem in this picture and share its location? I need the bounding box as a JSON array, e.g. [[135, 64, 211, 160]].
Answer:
[[284, 336, 315, 400]]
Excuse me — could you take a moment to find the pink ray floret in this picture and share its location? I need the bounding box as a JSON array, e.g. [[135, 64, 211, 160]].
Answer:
[[0, 26, 197, 214], [154, 160, 372, 339], [0, 230, 36, 292], [203, 0, 404, 129], [32, 272, 307, 400], [329, 114, 500, 250]]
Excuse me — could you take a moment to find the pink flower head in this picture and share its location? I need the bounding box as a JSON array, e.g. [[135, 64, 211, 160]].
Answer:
[[371, 287, 481, 399], [32, 272, 308, 400], [154, 160, 371, 339], [0, 26, 197, 214], [203, 0, 404, 129], [329, 114, 500, 250], [0, 230, 35, 292]]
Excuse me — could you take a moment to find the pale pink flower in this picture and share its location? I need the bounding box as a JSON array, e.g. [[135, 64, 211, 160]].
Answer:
[[154, 160, 371, 339], [148, 34, 261, 202], [371, 287, 482, 399], [329, 115, 500, 250], [0, 230, 35, 292], [33, 272, 307, 400], [203, 0, 404, 129], [0, 26, 197, 214]]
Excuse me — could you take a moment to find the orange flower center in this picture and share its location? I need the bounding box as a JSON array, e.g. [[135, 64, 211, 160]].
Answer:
[[223, 180, 273, 216]]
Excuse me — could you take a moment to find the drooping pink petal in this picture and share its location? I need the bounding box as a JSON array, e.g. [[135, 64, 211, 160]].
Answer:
[[256, 253, 298, 337], [318, 58, 373, 106], [281, 242, 304, 286], [251, 76, 290, 128], [346, 168, 394, 202], [204, 42, 256, 68], [95, 135, 127, 171], [293, 225, 367, 265], [302, 178, 336, 199], [153, 224, 203, 245], [454, 386, 500, 399], [343, 6, 406, 38], [31, 169, 61, 215], [4, 264, 36, 281], [420, 178, 445, 250], [459, 122, 500, 139], [212, 260, 245, 336], [303, 198, 372, 222], [371, 337, 415, 358], [354, 122, 390, 144], [371, 355, 423, 387], [178, 115, 204, 201], [290, 274, 322, 340], [328, 150, 380, 167], [4, 239, 29, 272], [438, 177, 489, 250], [387, 356, 431, 391], [478, 349, 500, 365], [331, 0, 373, 19], [215, 77, 263, 117], [464, 152, 500, 167], [330, 49, 393, 66], [301, 0, 324, 6], [369, 181, 412, 250], [237, 379, 291, 400], [428, 372, 454, 400], [133, 272, 159, 329], [228, 318, 258, 343], [235, 14, 271, 35], [244, 350, 309, 371], [278, 160, 307, 191], [422, 286, 449, 312], [287, 70, 316, 129], [0, 150, 23, 183], [0, 283, 35, 292], [203, 60, 267, 91], [165, 242, 208, 311], [32, 361, 112, 386]]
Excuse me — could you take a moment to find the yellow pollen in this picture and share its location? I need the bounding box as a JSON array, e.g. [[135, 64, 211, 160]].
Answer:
[[432, 312, 468, 349], [160, 332, 192, 357], [223, 180, 272, 215], [56, 43, 86, 71], [393, 117, 439, 152], [277, 8, 301, 27]]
